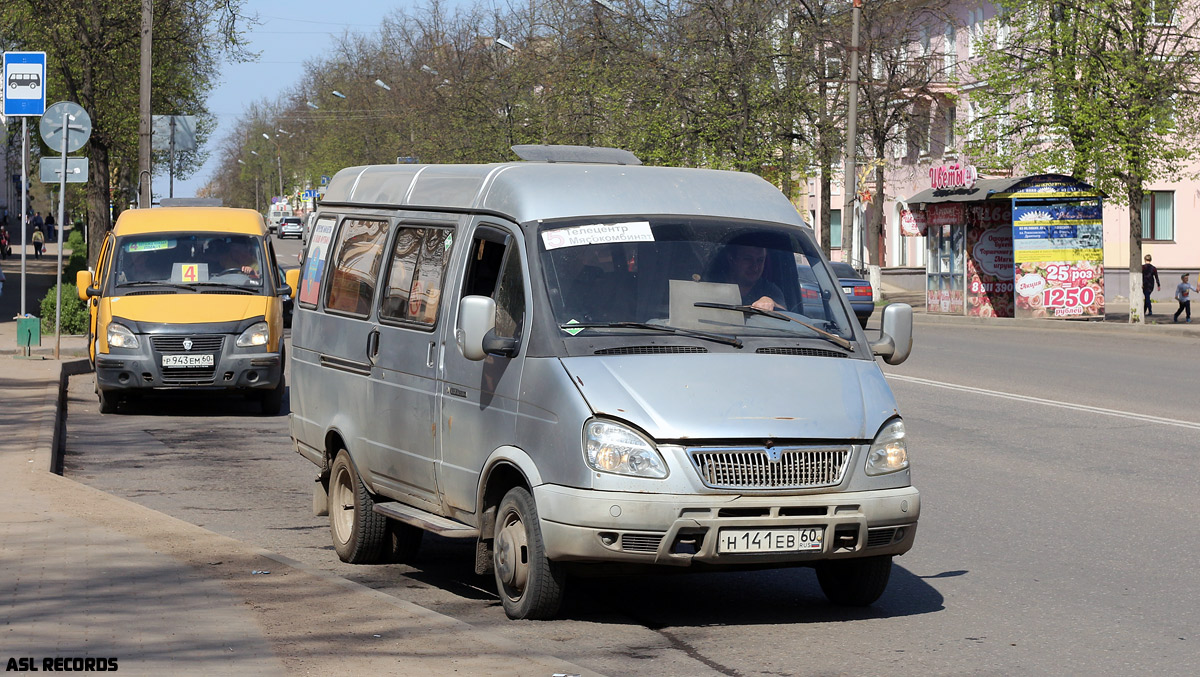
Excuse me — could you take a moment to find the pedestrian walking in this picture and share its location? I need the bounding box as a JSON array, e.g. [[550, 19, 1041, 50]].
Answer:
[[31, 227, 45, 260], [1174, 273, 1197, 323], [1142, 254, 1161, 316], [45, 213, 57, 243], [0, 225, 10, 260], [31, 211, 44, 232]]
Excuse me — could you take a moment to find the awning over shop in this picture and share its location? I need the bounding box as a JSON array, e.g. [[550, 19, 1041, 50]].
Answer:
[[906, 173, 1103, 207]]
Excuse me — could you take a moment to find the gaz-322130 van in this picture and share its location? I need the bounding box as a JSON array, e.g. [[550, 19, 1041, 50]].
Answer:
[[78, 206, 290, 414], [286, 146, 918, 620]]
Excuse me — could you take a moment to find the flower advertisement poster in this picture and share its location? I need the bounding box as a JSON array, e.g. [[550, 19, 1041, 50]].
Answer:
[[1012, 199, 1105, 319]]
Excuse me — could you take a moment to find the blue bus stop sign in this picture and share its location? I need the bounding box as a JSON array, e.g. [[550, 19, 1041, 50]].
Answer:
[[3, 51, 47, 117]]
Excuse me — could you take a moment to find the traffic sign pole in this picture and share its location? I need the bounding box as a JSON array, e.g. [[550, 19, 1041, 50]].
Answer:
[[20, 118, 28, 321], [6, 51, 48, 334], [54, 113, 70, 360]]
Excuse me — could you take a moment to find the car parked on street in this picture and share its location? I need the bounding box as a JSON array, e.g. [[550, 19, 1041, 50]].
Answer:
[[278, 216, 304, 239], [286, 146, 917, 620], [830, 261, 875, 326]]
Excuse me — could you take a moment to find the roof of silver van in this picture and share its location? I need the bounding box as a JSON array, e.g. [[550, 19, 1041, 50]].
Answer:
[[322, 161, 807, 228]]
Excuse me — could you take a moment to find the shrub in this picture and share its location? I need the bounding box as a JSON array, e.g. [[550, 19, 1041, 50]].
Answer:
[[39, 283, 89, 335], [66, 228, 85, 250]]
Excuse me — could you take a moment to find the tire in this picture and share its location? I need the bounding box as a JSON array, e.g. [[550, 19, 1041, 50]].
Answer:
[[816, 555, 893, 606], [97, 388, 118, 414], [259, 375, 285, 416], [387, 521, 424, 564], [493, 486, 566, 620], [328, 450, 388, 564]]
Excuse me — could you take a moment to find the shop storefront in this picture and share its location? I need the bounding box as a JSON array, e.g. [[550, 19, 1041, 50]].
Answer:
[[901, 170, 1105, 319]]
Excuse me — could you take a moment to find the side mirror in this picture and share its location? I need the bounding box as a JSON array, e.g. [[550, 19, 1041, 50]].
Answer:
[[482, 329, 519, 358], [457, 295, 496, 361], [75, 270, 94, 300], [870, 303, 913, 365], [285, 268, 300, 299]]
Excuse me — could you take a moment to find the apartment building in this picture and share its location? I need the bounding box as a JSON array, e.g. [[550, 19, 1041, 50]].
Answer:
[[807, 2, 1199, 303]]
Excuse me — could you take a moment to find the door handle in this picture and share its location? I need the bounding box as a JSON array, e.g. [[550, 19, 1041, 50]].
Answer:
[[427, 341, 437, 368], [366, 327, 380, 364]]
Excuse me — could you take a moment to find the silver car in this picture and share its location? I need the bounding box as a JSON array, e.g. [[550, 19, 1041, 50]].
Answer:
[[287, 146, 918, 620]]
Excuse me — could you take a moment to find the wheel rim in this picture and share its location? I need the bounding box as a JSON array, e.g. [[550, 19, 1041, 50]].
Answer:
[[495, 508, 530, 601], [330, 463, 355, 545]]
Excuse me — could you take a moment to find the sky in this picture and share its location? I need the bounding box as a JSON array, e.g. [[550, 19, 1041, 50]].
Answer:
[[171, 1, 403, 199]]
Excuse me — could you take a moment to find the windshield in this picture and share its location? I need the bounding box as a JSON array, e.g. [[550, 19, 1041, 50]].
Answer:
[[538, 218, 855, 340], [111, 233, 268, 293]]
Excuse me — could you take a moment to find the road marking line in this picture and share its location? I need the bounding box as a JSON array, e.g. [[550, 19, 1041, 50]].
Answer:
[[887, 374, 1200, 431]]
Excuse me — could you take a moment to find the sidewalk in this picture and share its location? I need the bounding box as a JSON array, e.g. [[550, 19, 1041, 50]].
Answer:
[[877, 282, 1200, 338], [1, 248, 598, 674]]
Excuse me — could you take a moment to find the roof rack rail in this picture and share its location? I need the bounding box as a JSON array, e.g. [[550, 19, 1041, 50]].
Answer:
[[158, 197, 223, 208], [511, 144, 642, 166]]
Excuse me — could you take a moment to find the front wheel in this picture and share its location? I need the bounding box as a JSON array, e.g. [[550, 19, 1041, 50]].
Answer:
[[493, 486, 565, 620], [259, 375, 285, 416], [815, 555, 893, 606], [329, 450, 387, 564], [97, 388, 118, 414]]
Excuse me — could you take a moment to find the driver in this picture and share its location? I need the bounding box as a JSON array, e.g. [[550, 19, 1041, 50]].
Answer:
[[710, 243, 785, 312], [207, 239, 259, 277]]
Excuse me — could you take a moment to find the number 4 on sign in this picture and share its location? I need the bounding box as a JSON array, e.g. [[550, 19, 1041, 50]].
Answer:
[[181, 264, 198, 283]]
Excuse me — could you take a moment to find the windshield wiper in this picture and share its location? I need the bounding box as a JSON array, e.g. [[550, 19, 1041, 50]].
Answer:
[[694, 302, 853, 351], [191, 282, 256, 293], [560, 321, 743, 348], [117, 280, 198, 292]]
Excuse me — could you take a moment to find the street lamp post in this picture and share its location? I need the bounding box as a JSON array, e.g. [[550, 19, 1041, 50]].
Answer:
[[841, 0, 863, 270], [262, 132, 284, 200]]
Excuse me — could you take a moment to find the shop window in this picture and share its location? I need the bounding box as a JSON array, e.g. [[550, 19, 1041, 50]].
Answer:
[[1141, 191, 1174, 241]]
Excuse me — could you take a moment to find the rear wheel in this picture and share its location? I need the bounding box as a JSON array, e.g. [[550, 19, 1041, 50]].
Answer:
[[493, 486, 565, 620], [815, 555, 893, 606], [329, 450, 387, 563]]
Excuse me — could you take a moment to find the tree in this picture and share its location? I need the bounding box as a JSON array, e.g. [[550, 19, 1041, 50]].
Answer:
[[0, 0, 251, 264], [971, 0, 1200, 323], [854, 0, 956, 267]]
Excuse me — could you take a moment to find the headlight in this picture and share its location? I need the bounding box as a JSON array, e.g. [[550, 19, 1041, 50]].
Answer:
[[106, 323, 139, 349], [584, 420, 668, 479], [236, 321, 270, 347], [865, 419, 909, 476]]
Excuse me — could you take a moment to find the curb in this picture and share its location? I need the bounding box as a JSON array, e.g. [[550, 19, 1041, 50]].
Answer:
[[51, 358, 93, 475]]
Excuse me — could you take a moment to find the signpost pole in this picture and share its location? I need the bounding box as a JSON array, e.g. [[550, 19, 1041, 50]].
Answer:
[[54, 115, 70, 360], [20, 117, 28, 319]]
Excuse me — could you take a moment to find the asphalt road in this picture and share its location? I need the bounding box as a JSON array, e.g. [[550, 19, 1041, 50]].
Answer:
[[63, 235, 1200, 675]]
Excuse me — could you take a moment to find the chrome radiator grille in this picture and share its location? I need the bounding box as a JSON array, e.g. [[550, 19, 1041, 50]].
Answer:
[[688, 447, 851, 490], [151, 335, 224, 352]]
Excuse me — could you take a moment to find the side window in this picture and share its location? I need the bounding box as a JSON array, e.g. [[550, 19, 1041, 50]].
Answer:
[[380, 226, 453, 327], [493, 249, 525, 340], [96, 235, 114, 293], [460, 226, 524, 340], [325, 218, 388, 317], [298, 216, 337, 307]]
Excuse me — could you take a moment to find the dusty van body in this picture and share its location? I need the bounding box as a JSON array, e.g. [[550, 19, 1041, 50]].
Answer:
[[287, 147, 917, 619], [77, 207, 290, 414]]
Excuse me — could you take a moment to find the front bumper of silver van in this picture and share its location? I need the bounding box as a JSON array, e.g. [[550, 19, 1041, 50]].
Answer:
[[534, 485, 919, 566]]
